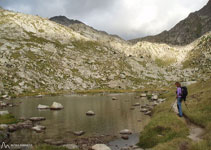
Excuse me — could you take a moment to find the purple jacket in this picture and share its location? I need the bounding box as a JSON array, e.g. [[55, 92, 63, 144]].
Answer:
[[177, 87, 182, 98]]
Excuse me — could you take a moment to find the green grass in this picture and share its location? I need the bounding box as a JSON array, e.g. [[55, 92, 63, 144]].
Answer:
[[138, 79, 211, 149], [155, 57, 176, 67], [0, 114, 18, 124]]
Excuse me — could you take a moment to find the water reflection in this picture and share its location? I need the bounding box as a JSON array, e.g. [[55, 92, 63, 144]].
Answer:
[[7, 93, 150, 143]]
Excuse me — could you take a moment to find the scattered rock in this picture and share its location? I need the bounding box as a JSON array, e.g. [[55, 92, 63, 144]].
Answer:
[[133, 103, 140, 106], [140, 108, 148, 112], [17, 120, 33, 128], [92, 144, 111, 150], [50, 102, 64, 110], [144, 111, 152, 116], [0, 111, 9, 115], [120, 129, 132, 135], [86, 110, 95, 116], [29, 117, 46, 122], [73, 131, 85, 136], [151, 95, 158, 100], [8, 124, 18, 132], [121, 135, 129, 140], [0, 124, 8, 130], [36, 95, 43, 98], [112, 97, 118, 100], [121, 147, 131, 150], [158, 99, 165, 103], [0, 101, 8, 107], [32, 125, 46, 133], [140, 93, 147, 97], [1, 95, 8, 99], [63, 144, 79, 150], [120, 74, 126, 79], [37, 104, 50, 109]]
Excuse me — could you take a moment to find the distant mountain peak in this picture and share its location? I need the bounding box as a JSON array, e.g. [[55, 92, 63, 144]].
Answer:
[[49, 16, 84, 26], [131, 0, 211, 45]]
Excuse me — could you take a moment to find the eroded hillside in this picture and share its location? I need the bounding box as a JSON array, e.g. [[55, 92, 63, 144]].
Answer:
[[0, 8, 210, 98]]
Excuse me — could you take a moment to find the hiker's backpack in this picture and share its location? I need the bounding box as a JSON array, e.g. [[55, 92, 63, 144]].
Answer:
[[181, 86, 188, 101]]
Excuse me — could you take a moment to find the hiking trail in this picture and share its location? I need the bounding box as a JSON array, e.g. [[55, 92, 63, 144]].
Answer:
[[172, 101, 205, 142]]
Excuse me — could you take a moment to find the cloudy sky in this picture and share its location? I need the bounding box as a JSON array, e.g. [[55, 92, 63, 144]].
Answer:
[[0, 0, 209, 39]]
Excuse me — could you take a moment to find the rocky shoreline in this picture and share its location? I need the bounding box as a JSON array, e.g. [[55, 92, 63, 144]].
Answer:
[[0, 92, 166, 150]]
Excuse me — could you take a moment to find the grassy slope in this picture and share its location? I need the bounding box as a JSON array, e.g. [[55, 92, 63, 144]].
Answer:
[[138, 79, 211, 150]]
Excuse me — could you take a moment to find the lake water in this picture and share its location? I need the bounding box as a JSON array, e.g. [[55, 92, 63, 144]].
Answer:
[[6, 93, 150, 144]]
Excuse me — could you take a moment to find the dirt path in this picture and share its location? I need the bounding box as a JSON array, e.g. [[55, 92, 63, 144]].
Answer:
[[172, 101, 205, 142]]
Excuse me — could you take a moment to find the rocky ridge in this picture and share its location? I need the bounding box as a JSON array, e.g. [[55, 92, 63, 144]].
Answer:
[[131, 0, 211, 45], [0, 7, 210, 97]]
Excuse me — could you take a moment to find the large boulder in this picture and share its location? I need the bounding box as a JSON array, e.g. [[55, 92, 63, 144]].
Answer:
[[50, 102, 64, 110], [92, 144, 111, 150]]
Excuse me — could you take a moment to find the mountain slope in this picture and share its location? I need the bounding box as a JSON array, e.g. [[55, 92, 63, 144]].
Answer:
[[0, 8, 210, 98], [131, 0, 211, 45], [0, 8, 183, 97]]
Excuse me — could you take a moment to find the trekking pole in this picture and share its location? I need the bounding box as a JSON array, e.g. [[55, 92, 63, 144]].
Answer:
[[169, 100, 176, 112], [184, 101, 190, 112]]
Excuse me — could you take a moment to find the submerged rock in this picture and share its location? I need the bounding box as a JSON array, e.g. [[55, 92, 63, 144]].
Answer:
[[37, 104, 50, 109], [121, 135, 129, 140], [32, 125, 46, 133], [92, 144, 111, 150], [29, 117, 46, 122], [120, 129, 132, 135], [86, 110, 95, 116], [50, 102, 64, 110]]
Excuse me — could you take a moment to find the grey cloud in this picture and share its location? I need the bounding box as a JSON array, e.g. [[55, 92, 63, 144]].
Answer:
[[0, 0, 209, 40]]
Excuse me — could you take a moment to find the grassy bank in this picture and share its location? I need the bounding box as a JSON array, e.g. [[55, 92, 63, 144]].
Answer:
[[138, 79, 211, 150], [0, 114, 18, 124]]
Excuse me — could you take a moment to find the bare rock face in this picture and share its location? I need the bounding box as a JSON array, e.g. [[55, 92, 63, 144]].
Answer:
[[50, 102, 64, 110]]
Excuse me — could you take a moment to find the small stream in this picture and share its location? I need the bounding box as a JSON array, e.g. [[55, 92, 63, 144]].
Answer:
[[4, 93, 151, 148]]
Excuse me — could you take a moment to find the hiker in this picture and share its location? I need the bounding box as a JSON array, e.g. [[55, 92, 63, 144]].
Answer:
[[175, 82, 183, 117]]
